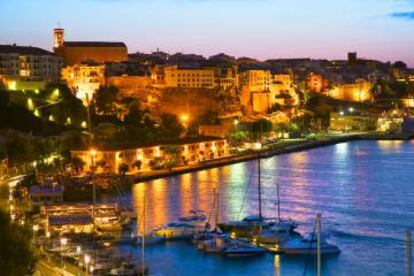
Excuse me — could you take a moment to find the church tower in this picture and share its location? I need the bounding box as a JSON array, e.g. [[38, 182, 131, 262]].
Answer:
[[53, 28, 64, 50]]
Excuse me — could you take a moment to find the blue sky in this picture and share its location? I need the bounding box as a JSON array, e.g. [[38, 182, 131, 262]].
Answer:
[[0, 0, 413, 65]]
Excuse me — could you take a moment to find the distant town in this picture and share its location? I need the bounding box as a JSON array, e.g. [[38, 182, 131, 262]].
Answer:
[[1, 28, 413, 177]]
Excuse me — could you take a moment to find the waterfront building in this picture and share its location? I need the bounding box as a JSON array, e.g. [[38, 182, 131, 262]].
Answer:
[[71, 137, 230, 173], [53, 28, 127, 65], [330, 112, 377, 131], [29, 185, 64, 204], [61, 63, 106, 104], [41, 203, 120, 234], [0, 44, 62, 89]]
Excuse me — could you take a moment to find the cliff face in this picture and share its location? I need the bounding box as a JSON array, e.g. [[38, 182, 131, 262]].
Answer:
[[155, 88, 223, 118]]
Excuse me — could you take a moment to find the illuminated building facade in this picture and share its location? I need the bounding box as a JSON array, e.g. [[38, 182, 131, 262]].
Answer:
[[239, 70, 272, 92], [330, 112, 377, 131], [71, 137, 230, 173], [326, 80, 373, 102], [0, 44, 61, 87], [240, 71, 299, 113], [307, 72, 328, 93], [163, 65, 216, 88], [53, 28, 127, 65], [61, 63, 106, 104]]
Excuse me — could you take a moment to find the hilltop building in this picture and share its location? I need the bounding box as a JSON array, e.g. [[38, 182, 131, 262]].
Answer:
[[53, 28, 127, 65], [61, 63, 106, 104], [0, 44, 61, 90]]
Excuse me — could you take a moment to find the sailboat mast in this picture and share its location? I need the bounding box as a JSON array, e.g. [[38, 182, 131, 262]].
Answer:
[[277, 182, 281, 223], [258, 155, 262, 221], [142, 189, 145, 275], [215, 189, 219, 228]]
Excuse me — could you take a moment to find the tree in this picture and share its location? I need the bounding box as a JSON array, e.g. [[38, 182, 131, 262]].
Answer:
[[118, 163, 129, 176], [133, 160, 142, 171], [71, 157, 85, 174], [160, 113, 185, 138], [93, 85, 120, 115], [0, 209, 36, 275]]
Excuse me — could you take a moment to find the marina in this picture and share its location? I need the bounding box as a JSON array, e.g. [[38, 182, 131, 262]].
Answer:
[[5, 140, 414, 275]]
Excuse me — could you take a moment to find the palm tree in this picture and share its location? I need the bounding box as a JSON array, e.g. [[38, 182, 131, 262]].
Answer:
[[133, 160, 142, 171], [71, 157, 85, 174], [118, 163, 129, 176]]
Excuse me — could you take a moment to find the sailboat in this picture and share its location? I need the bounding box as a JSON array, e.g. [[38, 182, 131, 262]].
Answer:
[[196, 188, 266, 257], [218, 154, 298, 242]]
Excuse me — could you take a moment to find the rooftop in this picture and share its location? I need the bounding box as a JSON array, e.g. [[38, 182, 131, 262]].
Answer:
[[63, 41, 127, 48], [0, 44, 55, 56]]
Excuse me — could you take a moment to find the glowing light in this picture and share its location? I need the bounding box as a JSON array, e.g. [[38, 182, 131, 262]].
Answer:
[[33, 109, 40, 117], [348, 107, 354, 113], [84, 255, 90, 264], [180, 114, 189, 123], [60, 237, 68, 246], [253, 142, 262, 150], [81, 121, 87, 128], [8, 81, 16, 90], [46, 231, 51, 238], [48, 115, 54, 122], [34, 89, 40, 95], [234, 119, 239, 126], [52, 88, 60, 98], [66, 117, 71, 125], [76, 246, 81, 254], [32, 225, 39, 232], [89, 149, 97, 157], [339, 111, 344, 116], [27, 98, 34, 110]]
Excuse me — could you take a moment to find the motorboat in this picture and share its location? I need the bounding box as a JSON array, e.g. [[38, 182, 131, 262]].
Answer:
[[177, 210, 207, 228], [224, 244, 266, 257], [153, 211, 208, 240], [254, 221, 301, 247], [109, 261, 147, 275], [132, 232, 165, 246], [197, 234, 266, 257], [281, 235, 340, 255], [153, 222, 199, 240]]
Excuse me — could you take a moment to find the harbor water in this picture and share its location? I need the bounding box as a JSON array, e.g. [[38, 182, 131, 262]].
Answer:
[[116, 140, 414, 275]]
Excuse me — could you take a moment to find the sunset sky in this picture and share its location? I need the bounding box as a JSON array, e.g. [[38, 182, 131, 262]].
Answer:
[[1, 0, 413, 65]]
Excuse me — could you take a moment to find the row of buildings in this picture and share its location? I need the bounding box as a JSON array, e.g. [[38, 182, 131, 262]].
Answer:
[[4, 28, 412, 111]]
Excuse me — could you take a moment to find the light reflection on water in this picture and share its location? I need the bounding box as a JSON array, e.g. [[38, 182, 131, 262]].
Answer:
[[125, 141, 414, 275]]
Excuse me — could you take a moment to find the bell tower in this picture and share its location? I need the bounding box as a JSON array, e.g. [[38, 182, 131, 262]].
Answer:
[[53, 28, 64, 50]]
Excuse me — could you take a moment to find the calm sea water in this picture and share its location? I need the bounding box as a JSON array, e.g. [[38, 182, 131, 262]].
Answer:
[[116, 140, 414, 276]]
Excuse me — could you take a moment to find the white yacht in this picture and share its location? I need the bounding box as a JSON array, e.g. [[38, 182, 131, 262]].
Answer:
[[281, 235, 340, 255]]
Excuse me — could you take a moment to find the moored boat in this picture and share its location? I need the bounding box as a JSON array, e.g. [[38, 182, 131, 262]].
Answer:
[[281, 235, 340, 255]]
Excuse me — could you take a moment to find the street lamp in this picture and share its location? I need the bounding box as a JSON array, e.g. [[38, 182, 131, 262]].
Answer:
[[180, 114, 190, 136], [84, 255, 91, 276], [348, 107, 354, 113], [60, 237, 68, 267], [76, 245, 82, 255], [32, 225, 39, 243], [89, 148, 97, 170]]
